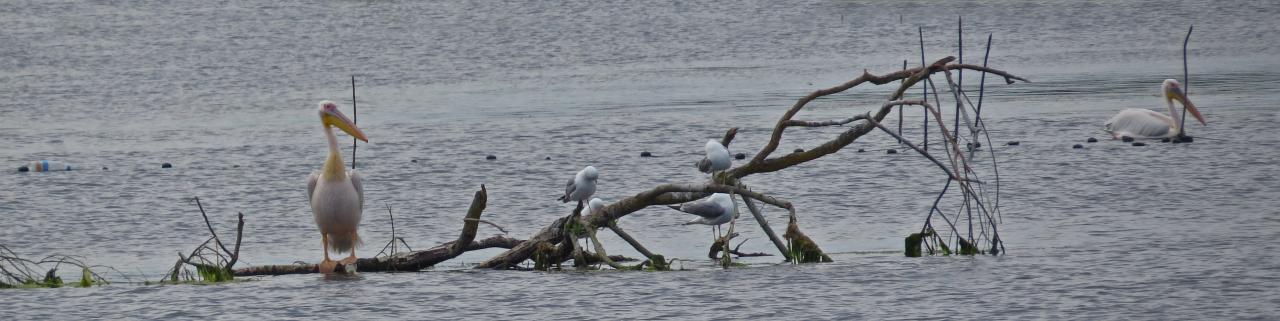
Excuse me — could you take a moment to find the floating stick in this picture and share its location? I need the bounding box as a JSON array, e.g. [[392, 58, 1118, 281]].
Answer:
[[919, 26, 929, 151], [1178, 25, 1193, 137], [351, 75, 358, 170]]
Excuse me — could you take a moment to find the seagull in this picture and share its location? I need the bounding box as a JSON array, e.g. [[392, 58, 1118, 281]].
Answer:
[[578, 198, 607, 250], [307, 100, 368, 273], [558, 166, 599, 203], [668, 193, 736, 244], [696, 140, 731, 173]]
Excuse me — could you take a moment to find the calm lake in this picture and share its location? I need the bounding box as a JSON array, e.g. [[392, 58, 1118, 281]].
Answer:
[[2, 0, 1279, 319]]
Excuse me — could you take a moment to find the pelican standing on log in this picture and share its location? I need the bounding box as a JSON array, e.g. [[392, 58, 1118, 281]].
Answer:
[[1103, 79, 1206, 139], [307, 100, 369, 273]]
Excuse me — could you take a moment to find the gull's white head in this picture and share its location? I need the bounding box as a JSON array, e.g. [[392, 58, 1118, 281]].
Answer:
[[582, 165, 599, 181], [318, 100, 369, 142], [1161, 79, 1206, 126], [589, 198, 605, 214]]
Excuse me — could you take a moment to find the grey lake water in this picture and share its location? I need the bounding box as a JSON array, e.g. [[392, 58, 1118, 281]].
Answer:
[[3, 0, 1280, 319]]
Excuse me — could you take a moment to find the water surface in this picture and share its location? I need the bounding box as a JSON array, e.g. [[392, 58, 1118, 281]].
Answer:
[[2, 0, 1279, 319]]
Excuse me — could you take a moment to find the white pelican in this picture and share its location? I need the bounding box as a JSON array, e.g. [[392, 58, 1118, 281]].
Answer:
[[668, 193, 736, 243], [558, 166, 598, 204], [696, 140, 731, 173], [307, 100, 368, 272], [1104, 79, 1206, 139]]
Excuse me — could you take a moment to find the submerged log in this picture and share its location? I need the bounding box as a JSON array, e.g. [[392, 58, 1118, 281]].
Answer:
[[234, 185, 523, 276]]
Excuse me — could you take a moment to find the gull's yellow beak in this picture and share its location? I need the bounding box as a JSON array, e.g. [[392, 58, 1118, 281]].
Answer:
[[322, 108, 369, 142], [1168, 87, 1206, 126]]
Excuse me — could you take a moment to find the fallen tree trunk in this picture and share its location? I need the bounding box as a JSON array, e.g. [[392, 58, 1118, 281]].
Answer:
[[473, 56, 1025, 269], [232, 185, 523, 276]]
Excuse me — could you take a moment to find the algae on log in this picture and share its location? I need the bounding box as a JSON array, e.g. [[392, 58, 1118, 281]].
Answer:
[[905, 233, 925, 257], [783, 218, 832, 263]]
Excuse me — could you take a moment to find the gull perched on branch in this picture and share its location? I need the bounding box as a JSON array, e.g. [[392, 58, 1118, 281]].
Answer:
[[558, 166, 599, 203], [696, 140, 731, 174], [307, 100, 368, 273], [668, 193, 736, 244]]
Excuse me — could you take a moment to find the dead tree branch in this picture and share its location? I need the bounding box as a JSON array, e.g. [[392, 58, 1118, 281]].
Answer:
[[233, 185, 527, 276]]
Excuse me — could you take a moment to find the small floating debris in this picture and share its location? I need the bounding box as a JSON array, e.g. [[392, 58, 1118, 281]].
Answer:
[[1132, 142, 1146, 147], [1121, 136, 1134, 142], [162, 163, 173, 168], [857, 149, 865, 153], [1087, 137, 1098, 143], [485, 155, 497, 160], [640, 151, 653, 157], [734, 153, 746, 160], [1006, 141, 1020, 146], [545, 156, 551, 160], [886, 149, 898, 154], [102, 166, 108, 170], [793, 148, 804, 153], [20, 160, 73, 172], [1072, 144, 1083, 149], [411, 159, 418, 163]]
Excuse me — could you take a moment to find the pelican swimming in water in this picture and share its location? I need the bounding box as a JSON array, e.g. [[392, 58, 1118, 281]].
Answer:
[[307, 100, 368, 272], [1103, 79, 1206, 139]]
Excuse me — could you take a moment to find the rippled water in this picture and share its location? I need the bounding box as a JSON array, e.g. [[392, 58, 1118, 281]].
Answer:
[[3, 0, 1280, 319]]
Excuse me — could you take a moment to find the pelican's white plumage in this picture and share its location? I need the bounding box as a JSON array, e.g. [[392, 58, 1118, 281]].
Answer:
[[307, 100, 368, 271], [1104, 79, 1206, 139], [697, 140, 731, 173], [559, 166, 599, 203]]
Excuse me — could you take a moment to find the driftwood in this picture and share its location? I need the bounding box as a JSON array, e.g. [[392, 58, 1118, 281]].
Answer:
[[169, 55, 1024, 275], [474, 56, 1026, 269], [170, 185, 534, 277]]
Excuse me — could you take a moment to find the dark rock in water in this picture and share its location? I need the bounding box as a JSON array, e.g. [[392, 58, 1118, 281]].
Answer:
[[1132, 142, 1146, 147], [545, 156, 551, 160], [485, 155, 497, 160], [793, 148, 804, 153], [102, 166, 108, 170], [1121, 136, 1134, 142], [640, 151, 653, 157], [233, 164, 240, 168], [886, 149, 898, 154], [162, 163, 173, 168], [1161, 137, 1171, 143], [410, 159, 417, 163], [734, 153, 746, 160], [857, 149, 865, 153], [1087, 137, 1098, 143], [1072, 144, 1083, 149], [1006, 141, 1020, 146], [18, 166, 29, 172]]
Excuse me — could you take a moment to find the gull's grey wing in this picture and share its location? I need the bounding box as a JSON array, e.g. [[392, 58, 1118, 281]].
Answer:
[[559, 178, 575, 202], [674, 198, 723, 219], [349, 170, 364, 210], [307, 172, 319, 203], [696, 158, 712, 173]]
